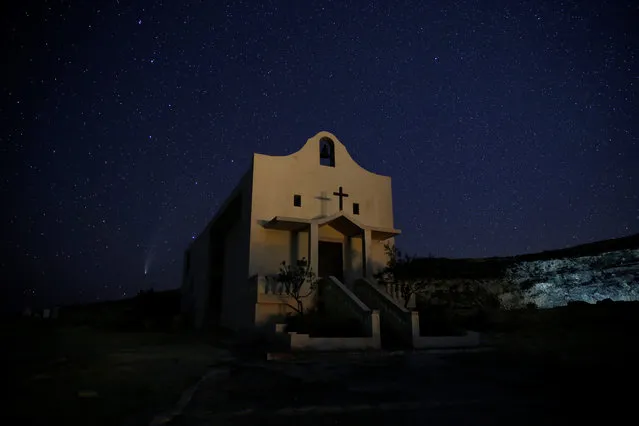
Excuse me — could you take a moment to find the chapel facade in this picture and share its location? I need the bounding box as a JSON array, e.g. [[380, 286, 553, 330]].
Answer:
[[181, 131, 401, 330]]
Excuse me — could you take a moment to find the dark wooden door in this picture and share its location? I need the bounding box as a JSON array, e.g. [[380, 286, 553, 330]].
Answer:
[[318, 241, 344, 282]]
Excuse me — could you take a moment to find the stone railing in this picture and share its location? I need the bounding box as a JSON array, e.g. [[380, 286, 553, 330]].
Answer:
[[353, 279, 481, 349], [382, 282, 416, 308], [384, 282, 402, 300], [254, 274, 284, 295], [353, 278, 418, 344], [252, 274, 297, 305], [255, 274, 314, 298], [320, 276, 380, 341]]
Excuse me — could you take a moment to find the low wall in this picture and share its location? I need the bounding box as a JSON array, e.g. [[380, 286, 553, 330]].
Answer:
[[253, 275, 316, 326], [413, 331, 481, 349], [255, 302, 296, 327], [274, 322, 381, 351], [274, 277, 383, 351], [287, 332, 381, 351]]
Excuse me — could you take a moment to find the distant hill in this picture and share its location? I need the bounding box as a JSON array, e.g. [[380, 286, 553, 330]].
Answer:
[[59, 289, 181, 311], [57, 289, 182, 330], [412, 233, 639, 280], [510, 233, 639, 262]]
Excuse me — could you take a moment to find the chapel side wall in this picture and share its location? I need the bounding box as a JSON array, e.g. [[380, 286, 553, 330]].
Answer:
[[220, 220, 245, 329], [184, 233, 210, 329], [219, 171, 255, 331], [248, 131, 395, 279], [238, 169, 256, 329], [180, 250, 192, 318]]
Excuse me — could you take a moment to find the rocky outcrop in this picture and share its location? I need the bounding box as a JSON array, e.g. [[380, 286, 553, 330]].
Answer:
[[411, 234, 639, 310], [503, 249, 639, 308]]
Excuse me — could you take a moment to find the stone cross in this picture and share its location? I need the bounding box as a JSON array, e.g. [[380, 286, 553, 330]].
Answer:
[[315, 191, 332, 217]]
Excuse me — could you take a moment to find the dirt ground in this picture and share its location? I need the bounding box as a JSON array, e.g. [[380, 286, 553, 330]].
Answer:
[[1, 320, 232, 426], [167, 337, 636, 426], [168, 347, 632, 426]]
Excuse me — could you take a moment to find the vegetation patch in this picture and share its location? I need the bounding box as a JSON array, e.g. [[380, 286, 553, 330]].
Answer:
[[476, 300, 639, 357]]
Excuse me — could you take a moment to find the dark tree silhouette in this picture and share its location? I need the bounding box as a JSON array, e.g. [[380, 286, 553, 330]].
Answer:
[[276, 258, 317, 315]]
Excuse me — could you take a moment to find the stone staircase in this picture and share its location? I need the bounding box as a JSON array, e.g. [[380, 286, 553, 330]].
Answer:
[[275, 276, 381, 351], [351, 278, 417, 348], [254, 274, 480, 350], [351, 278, 482, 350]]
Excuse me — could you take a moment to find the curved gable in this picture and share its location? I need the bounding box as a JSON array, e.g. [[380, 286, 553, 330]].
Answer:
[[250, 130, 395, 234], [259, 131, 386, 178]]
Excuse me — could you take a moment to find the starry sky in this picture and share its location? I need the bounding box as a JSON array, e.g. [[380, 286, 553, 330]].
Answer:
[[2, 0, 637, 310]]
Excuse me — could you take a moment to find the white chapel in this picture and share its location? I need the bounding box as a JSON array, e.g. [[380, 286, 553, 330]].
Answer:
[[181, 131, 401, 330]]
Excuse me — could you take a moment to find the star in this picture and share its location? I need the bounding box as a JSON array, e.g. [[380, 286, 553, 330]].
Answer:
[[1, 0, 636, 309]]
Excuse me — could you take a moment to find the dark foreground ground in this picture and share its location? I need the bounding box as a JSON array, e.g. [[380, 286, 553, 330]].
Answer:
[[3, 303, 638, 425], [169, 303, 639, 425], [168, 347, 632, 426], [1, 321, 232, 426]]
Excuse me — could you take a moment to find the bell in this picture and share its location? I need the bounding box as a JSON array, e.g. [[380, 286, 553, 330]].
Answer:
[[320, 143, 331, 159]]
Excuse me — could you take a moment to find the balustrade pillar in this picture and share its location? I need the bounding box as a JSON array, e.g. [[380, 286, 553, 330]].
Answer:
[[308, 222, 318, 276]]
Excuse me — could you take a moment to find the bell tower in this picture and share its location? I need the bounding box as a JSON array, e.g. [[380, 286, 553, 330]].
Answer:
[[319, 137, 335, 167]]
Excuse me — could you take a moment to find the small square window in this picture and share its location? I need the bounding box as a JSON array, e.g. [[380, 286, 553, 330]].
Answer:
[[293, 194, 301, 207], [353, 203, 360, 215]]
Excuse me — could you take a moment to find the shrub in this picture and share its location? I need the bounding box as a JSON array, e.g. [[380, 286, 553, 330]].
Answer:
[[277, 258, 317, 315]]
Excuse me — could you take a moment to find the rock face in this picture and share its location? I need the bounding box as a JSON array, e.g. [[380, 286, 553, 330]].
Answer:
[[410, 234, 639, 310], [404, 234, 639, 311], [503, 249, 639, 308]]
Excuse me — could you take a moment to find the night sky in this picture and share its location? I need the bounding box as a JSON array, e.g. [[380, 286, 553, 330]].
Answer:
[[2, 0, 637, 310]]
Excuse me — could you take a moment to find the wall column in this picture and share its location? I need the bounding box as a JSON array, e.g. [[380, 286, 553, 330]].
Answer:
[[362, 229, 373, 278], [308, 222, 319, 276], [343, 235, 352, 284]]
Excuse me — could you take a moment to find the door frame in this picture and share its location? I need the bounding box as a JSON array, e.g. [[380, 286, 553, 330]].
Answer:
[[318, 239, 344, 282]]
